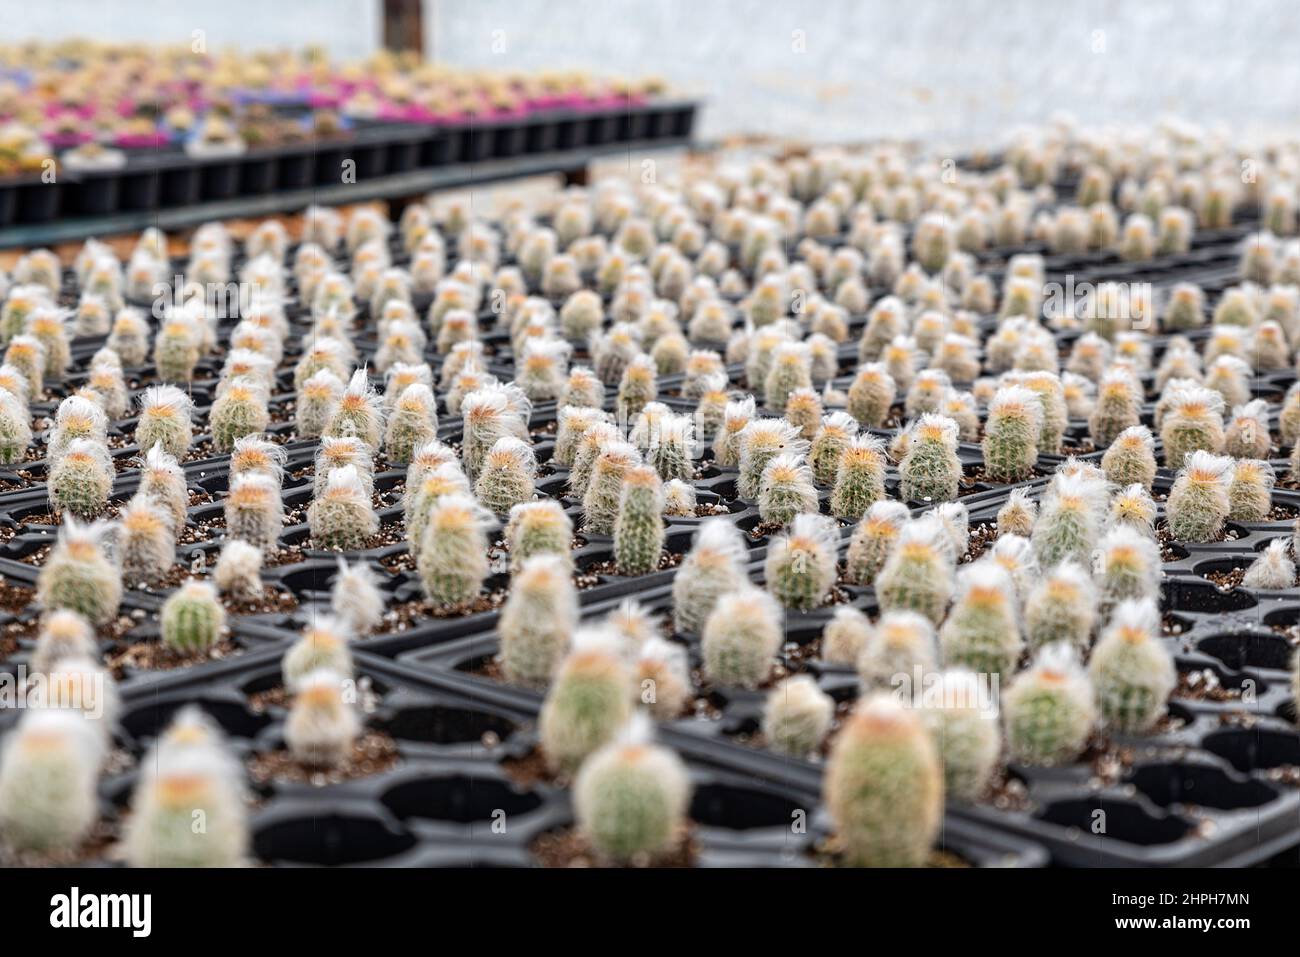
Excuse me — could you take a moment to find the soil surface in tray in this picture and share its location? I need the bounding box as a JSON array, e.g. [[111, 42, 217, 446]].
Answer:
[[247, 730, 400, 786], [531, 824, 698, 868]]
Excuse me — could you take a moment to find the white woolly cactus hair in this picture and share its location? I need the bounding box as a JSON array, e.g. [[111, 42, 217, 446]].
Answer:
[[1181, 448, 1235, 484], [330, 557, 385, 632], [139, 383, 192, 417], [230, 434, 287, 481], [933, 501, 970, 556], [782, 511, 840, 554], [214, 539, 263, 594], [1110, 482, 1157, 531], [1244, 539, 1296, 590]]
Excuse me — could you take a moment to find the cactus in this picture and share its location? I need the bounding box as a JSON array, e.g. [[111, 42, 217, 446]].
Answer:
[[822, 606, 873, 665], [823, 693, 942, 868], [115, 494, 175, 585], [285, 669, 361, 768], [858, 609, 937, 690], [130, 445, 185, 531], [227, 436, 284, 487], [1162, 282, 1205, 331], [635, 638, 691, 719], [213, 539, 263, 603], [124, 721, 247, 867], [1100, 425, 1156, 489], [759, 453, 819, 526], [472, 436, 536, 514], [662, 479, 696, 517], [1087, 370, 1141, 450], [5, 335, 46, 396], [560, 366, 605, 410], [1228, 458, 1274, 522], [1021, 559, 1096, 652], [161, 581, 225, 654], [939, 561, 1022, 677], [846, 363, 896, 428], [36, 519, 121, 625], [981, 386, 1043, 482], [460, 383, 531, 481], [713, 397, 756, 467], [1089, 599, 1175, 734], [810, 411, 859, 485], [324, 369, 384, 450], [582, 441, 642, 535], [0, 386, 31, 464], [919, 669, 1001, 802], [876, 515, 954, 624], [1109, 482, 1158, 535], [47, 439, 112, 519], [84, 360, 127, 418], [153, 319, 201, 382], [283, 616, 354, 690], [844, 500, 910, 585], [784, 387, 823, 440], [615, 354, 657, 422], [765, 513, 838, 610], [313, 435, 374, 499], [672, 519, 748, 634], [516, 338, 571, 402], [763, 675, 834, 756], [295, 368, 343, 440], [325, 558, 384, 635], [639, 412, 695, 483], [830, 435, 886, 519], [504, 500, 574, 575], [405, 463, 472, 559], [1160, 385, 1225, 469], [764, 342, 812, 411], [209, 379, 270, 453], [1244, 539, 1296, 590], [858, 297, 906, 361], [417, 494, 493, 605], [1003, 643, 1095, 766], [613, 465, 665, 574], [224, 473, 283, 551], [1166, 450, 1234, 542], [381, 383, 438, 464], [1094, 523, 1161, 614], [47, 395, 107, 464], [701, 586, 782, 688], [30, 610, 97, 676], [996, 486, 1037, 538], [308, 465, 379, 549], [1031, 473, 1108, 567], [1205, 355, 1251, 410], [905, 369, 952, 419], [498, 554, 577, 688], [898, 414, 962, 503], [573, 716, 691, 863], [0, 709, 103, 853], [540, 629, 633, 774], [554, 406, 609, 468]]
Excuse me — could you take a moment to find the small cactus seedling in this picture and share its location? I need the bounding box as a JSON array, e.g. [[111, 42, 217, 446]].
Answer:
[[737, 418, 809, 501], [0, 387, 31, 464], [1089, 599, 1176, 734], [1160, 385, 1226, 469], [1109, 482, 1158, 536], [662, 479, 697, 517], [329, 558, 385, 634], [764, 342, 812, 411], [504, 500, 574, 575], [1094, 523, 1161, 613], [1030, 473, 1108, 567], [858, 296, 906, 361], [822, 606, 873, 665], [161, 580, 225, 654], [904, 368, 952, 418], [876, 515, 955, 624], [810, 411, 860, 485], [635, 638, 691, 719], [118, 495, 176, 585], [713, 397, 756, 467], [1003, 643, 1096, 766], [474, 436, 537, 514], [935, 501, 971, 557], [823, 693, 942, 868], [1228, 458, 1275, 522], [982, 386, 1044, 482], [919, 669, 1001, 802], [701, 586, 782, 688], [1101, 425, 1157, 489], [5, 335, 46, 396], [308, 465, 379, 550], [224, 473, 284, 551], [460, 383, 531, 480], [672, 518, 749, 634], [36, 519, 121, 625], [858, 609, 938, 690], [616, 354, 658, 421], [295, 368, 344, 438], [1166, 450, 1234, 542], [153, 319, 201, 382], [324, 369, 385, 450], [540, 628, 633, 774], [644, 414, 696, 483], [1226, 400, 1273, 460], [939, 561, 1023, 677], [0, 709, 103, 853], [499, 554, 578, 688], [759, 453, 819, 526], [30, 609, 97, 675], [846, 363, 896, 427], [382, 383, 438, 464], [417, 494, 493, 605], [47, 438, 112, 519], [830, 435, 886, 520], [898, 414, 962, 503], [784, 386, 823, 440], [582, 440, 642, 535], [614, 465, 666, 574], [84, 361, 127, 418], [763, 675, 834, 756], [554, 405, 609, 467], [1244, 539, 1296, 590], [1022, 561, 1097, 652], [47, 395, 107, 464], [1088, 370, 1141, 450], [405, 463, 473, 558], [560, 365, 605, 409], [765, 513, 839, 610], [283, 616, 354, 690], [844, 500, 910, 585], [573, 716, 691, 863], [214, 539, 263, 603], [209, 378, 270, 452], [285, 669, 361, 768], [124, 727, 247, 867], [133, 444, 187, 529], [996, 486, 1038, 538], [313, 435, 375, 498]]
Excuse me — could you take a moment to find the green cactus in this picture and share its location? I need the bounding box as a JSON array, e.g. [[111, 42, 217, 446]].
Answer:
[[382, 383, 438, 464], [47, 439, 112, 519], [539, 630, 633, 774], [285, 669, 361, 768], [324, 369, 385, 450], [282, 616, 354, 689], [939, 561, 1023, 677], [554, 406, 609, 468], [0, 709, 102, 852], [161, 581, 226, 654], [308, 465, 379, 549], [898, 414, 962, 503], [505, 500, 574, 575], [582, 441, 642, 535], [996, 487, 1037, 538], [1094, 524, 1161, 613], [1160, 385, 1225, 469], [1022, 561, 1096, 652], [713, 397, 756, 467], [1089, 599, 1175, 734], [416, 494, 492, 605], [982, 386, 1044, 482], [830, 435, 886, 519], [36, 519, 121, 625], [1243, 539, 1295, 590], [1166, 450, 1233, 542], [764, 342, 812, 411], [765, 513, 838, 610], [810, 412, 859, 486], [613, 465, 666, 574], [460, 383, 531, 481], [1228, 459, 1274, 522], [671, 519, 748, 634], [559, 366, 605, 409], [474, 436, 537, 514], [499, 554, 577, 688], [1030, 473, 1108, 567], [153, 320, 201, 382], [857, 609, 937, 690], [823, 693, 942, 867], [701, 586, 781, 688], [1003, 643, 1096, 766], [784, 387, 823, 441], [209, 379, 270, 453], [846, 363, 896, 427], [616, 354, 658, 421], [224, 473, 283, 551], [919, 669, 1001, 802], [821, 606, 873, 665], [759, 453, 819, 526], [1100, 425, 1156, 489], [876, 516, 954, 624], [1088, 371, 1141, 450], [0, 387, 31, 464], [763, 675, 834, 755], [844, 500, 910, 585]]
